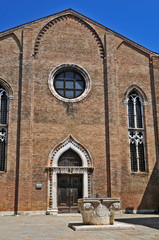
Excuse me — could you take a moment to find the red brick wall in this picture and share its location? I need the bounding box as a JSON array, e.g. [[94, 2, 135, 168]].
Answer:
[[116, 42, 157, 210], [0, 35, 19, 211]]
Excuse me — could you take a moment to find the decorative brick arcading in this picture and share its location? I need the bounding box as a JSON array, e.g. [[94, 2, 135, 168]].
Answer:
[[34, 14, 104, 58]]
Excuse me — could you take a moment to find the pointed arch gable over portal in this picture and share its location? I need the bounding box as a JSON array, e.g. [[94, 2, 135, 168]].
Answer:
[[48, 135, 93, 167], [46, 135, 94, 214]]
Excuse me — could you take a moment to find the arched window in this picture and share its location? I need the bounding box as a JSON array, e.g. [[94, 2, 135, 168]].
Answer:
[[58, 149, 82, 167], [0, 86, 8, 171], [128, 91, 146, 172]]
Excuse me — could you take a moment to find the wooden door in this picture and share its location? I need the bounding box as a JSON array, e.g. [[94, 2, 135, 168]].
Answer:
[[57, 174, 83, 213]]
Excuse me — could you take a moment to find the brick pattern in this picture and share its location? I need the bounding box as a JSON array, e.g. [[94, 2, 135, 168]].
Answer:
[[34, 14, 104, 58]]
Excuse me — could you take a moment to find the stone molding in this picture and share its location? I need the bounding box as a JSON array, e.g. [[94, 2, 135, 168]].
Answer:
[[123, 84, 148, 104], [46, 166, 94, 174], [47, 135, 93, 212], [48, 135, 92, 167], [48, 63, 91, 103], [0, 78, 13, 99]]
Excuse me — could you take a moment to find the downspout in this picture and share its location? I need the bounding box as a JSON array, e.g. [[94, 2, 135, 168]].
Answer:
[[14, 31, 23, 214], [103, 33, 111, 197]]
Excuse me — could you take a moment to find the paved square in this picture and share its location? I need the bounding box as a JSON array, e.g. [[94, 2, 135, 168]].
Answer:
[[0, 213, 158, 240]]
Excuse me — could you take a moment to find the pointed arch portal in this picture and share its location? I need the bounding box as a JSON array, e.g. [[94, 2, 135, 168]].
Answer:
[[46, 135, 94, 214]]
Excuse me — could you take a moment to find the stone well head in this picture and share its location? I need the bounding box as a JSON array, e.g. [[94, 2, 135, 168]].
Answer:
[[78, 197, 120, 225]]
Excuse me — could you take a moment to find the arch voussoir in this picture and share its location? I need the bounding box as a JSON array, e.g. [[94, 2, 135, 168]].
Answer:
[[48, 135, 92, 167]]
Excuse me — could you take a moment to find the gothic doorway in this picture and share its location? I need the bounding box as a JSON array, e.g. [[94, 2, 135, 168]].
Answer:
[[47, 135, 93, 215], [57, 174, 83, 213]]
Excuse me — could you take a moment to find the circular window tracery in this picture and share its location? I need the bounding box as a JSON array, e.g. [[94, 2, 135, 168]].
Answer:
[[54, 71, 85, 99], [48, 64, 91, 103]]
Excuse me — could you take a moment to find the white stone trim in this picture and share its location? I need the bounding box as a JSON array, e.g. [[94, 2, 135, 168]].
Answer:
[[122, 209, 158, 214], [0, 211, 46, 216], [52, 143, 88, 167], [47, 135, 93, 214], [83, 171, 88, 197], [1, 209, 157, 216], [0, 211, 14, 216], [48, 63, 91, 103]]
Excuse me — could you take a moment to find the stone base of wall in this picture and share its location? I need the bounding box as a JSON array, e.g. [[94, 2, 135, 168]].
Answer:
[[0, 211, 46, 216], [123, 209, 158, 214], [0, 209, 158, 216]]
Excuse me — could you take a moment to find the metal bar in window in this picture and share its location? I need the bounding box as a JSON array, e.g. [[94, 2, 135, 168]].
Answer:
[[128, 128, 144, 131], [56, 88, 75, 90], [0, 91, 2, 124], [64, 72, 66, 98], [134, 96, 137, 129], [141, 100, 144, 131], [136, 135, 140, 172], [74, 72, 75, 98]]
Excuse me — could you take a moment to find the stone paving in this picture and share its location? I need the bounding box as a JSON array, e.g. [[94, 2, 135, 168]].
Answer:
[[0, 213, 158, 240]]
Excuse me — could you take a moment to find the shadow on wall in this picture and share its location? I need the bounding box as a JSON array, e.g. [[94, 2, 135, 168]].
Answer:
[[117, 217, 159, 230], [117, 161, 159, 230], [138, 161, 159, 212], [124, 161, 159, 214]]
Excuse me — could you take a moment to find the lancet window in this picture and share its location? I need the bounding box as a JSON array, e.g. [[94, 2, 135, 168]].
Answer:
[[128, 91, 146, 172], [0, 87, 8, 171]]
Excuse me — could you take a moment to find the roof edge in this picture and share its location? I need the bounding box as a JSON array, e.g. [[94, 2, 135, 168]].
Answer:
[[0, 8, 158, 56], [0, 8, 72, 35], [69, 9, 159, 56]]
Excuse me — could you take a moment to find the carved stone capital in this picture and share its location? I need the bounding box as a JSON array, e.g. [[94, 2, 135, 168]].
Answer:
[[78, 198, 120, 225]]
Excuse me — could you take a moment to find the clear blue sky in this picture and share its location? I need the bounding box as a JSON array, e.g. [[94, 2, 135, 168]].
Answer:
[[0, 0, 159, 52]]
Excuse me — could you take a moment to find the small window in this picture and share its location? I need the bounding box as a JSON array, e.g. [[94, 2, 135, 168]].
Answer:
[[128, 91, 146, 172], [0, 87, 8, 171], [54, 71, 85, 99]]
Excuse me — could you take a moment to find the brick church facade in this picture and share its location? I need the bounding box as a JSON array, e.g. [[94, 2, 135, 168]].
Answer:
[[0, 9, 159, 214]]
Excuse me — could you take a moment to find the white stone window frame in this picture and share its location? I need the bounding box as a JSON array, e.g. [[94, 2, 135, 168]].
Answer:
[[48, 64, 91, 103], [125, 92, 147, 173]]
